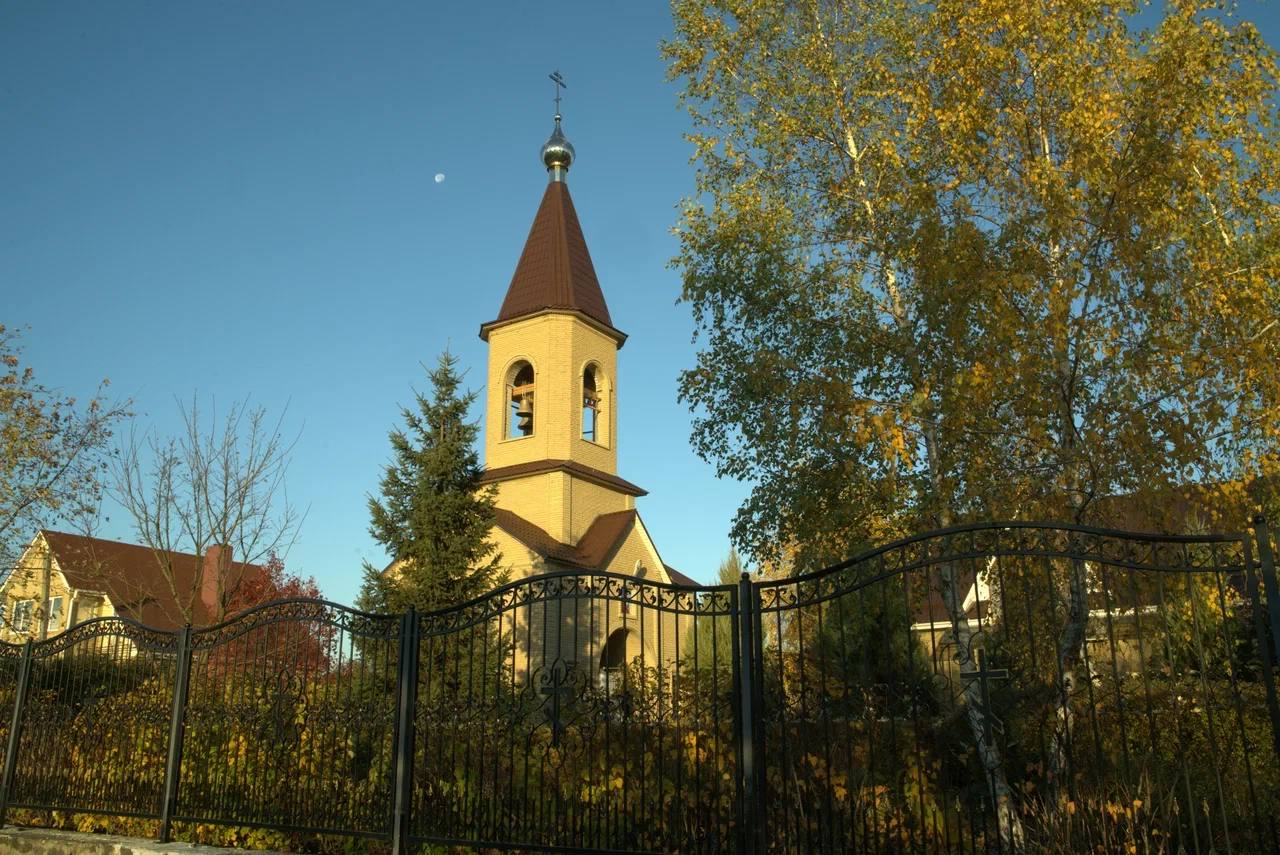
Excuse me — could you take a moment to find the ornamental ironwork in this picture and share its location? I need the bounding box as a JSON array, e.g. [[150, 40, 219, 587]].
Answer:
[[0, 519, 1274, 854]]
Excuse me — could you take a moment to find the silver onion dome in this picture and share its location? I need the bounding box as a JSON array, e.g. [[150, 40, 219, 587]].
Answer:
[[541, 114, 574, 181]]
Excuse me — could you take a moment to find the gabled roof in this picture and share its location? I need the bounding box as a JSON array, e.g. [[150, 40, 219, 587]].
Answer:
[[576, 511, 638, 568], [663, 564, 699, 587], [479, 181, 625, 345], [27, 530, 263, 630], [494, 508, 640, 572]]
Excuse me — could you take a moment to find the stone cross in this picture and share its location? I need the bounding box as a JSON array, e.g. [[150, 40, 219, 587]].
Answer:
[[540, 669, 574, 745], [960, 648, 1008, 746]]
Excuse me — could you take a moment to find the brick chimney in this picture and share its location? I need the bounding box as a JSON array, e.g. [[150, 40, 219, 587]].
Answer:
[[201, 544, 231, 621]]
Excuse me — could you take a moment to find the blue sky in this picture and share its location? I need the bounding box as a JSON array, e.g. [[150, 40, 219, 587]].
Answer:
[[4, 2, 1278, 602], [1, 2, 750, 600]]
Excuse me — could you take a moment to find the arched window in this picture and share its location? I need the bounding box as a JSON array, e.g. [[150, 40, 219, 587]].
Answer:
[[621, 562, 644, 615], [507, 361, 535, 439], [582, 364, 605, 443]]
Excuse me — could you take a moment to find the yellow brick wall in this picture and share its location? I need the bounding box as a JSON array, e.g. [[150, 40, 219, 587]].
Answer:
[[485, 313, 619, 473], [600, 519, 682, 669], [504, 581, 684, 683], [477, 307, 691, 685], [491, 467, 632, 545], [489, 526, 544, 581], [492, 473, 564, 541], [488, 511, 690, 681], [566, 475, 632, 543]]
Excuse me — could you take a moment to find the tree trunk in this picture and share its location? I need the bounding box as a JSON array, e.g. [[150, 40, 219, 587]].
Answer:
[[1048, 555, 1089, 800], [926, 425, 1025, 850], [938, 561, 1025, 851]]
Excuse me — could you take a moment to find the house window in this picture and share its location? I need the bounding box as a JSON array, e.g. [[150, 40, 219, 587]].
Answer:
[[12, 600, 34, 634], [47, 596, 63, 630], [506, 361, 535, 439]]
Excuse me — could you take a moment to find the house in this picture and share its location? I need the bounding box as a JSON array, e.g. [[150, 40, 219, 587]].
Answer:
[[0, 530, 263, 643]]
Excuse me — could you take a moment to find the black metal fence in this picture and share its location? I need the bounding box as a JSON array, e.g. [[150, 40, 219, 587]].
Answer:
[[1, 519, 1278, 853]]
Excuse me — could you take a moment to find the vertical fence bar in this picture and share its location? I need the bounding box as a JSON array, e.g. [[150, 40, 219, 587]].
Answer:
[[1253, 516, 1280, 664], [391, 606, 420, 854], [159, 625, 193, 842], [1250, 517, 1280, 763], [735, 573, 762, 855], [0, 640, 33, 826]]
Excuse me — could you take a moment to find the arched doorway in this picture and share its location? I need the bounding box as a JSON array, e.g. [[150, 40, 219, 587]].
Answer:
[[599, 628, 633, 693]]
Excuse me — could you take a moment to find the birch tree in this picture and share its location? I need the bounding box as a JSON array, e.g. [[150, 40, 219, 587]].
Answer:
[[666, 0, 1280, 844]]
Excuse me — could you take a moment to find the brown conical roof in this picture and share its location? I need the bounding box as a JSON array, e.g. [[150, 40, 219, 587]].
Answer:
[[480, 181, 625, 344]]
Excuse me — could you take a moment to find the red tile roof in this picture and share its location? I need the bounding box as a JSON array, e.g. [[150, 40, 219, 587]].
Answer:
[[576, 511, 638, 568], [479, 181, 625, 344], [37, 530, 263, 630], [493, 509, 580, 566], [494, 508, 640, 572], [663, 564, 699, 587], [491, 509, 700, 587], [480, 459, 647, 497]]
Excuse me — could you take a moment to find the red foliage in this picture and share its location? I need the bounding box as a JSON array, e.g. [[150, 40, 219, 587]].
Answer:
[[207, 554, 334, 672], [227, 553, 324, 612]]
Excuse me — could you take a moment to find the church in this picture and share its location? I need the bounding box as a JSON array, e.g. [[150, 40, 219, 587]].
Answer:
[[467, 109, 696, 674]]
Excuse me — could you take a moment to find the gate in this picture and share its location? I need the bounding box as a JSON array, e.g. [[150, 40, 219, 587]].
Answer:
[[406, 570, 742, 852], [0, 519, 1276, 853], [749, 521, 1280, 853]]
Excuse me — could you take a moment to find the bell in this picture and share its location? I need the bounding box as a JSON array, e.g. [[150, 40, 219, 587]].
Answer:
[[515, 394, 534, 435]]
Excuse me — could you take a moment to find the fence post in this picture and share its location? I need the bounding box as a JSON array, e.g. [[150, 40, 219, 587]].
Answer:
[[1253, 516, 1280, 665], [158, 625, 193, 842], [1250, 517, 1280, 765], [0, 640, 33, 826], [391, 606, 419, 854], [735, 573, 762, 855]]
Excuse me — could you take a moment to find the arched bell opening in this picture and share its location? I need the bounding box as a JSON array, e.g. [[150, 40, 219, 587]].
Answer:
[[581, 362, 609, 446], [506, 360, 535, 439]]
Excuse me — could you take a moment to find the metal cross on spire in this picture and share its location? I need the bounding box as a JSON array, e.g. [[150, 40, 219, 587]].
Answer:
[[549, 70, 567, 116], [540, 70, 575, 179]]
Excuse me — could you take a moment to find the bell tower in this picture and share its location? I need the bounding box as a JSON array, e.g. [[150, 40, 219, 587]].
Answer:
[[478, 104, 645, 545]]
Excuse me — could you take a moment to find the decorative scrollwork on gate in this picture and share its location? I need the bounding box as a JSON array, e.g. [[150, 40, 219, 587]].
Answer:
[[758, 521, 1252, 611], [189, 597, 397, 650], [420, 570, 735, 636], [30, 615, 178, 657]]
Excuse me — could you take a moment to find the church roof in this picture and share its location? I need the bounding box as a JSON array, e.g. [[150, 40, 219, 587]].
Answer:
[[492, 508, 699, 587], [480, 181, 626, 345], [493, 508, 638, 571], [480, 459, 647, 497], [663, 564, 699, 587]]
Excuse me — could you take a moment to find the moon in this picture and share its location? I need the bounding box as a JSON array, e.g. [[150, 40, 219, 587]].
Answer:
[[434, 173, 445, 184]]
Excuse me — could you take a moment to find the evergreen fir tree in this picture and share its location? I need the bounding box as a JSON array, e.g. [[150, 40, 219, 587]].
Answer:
[[357, 350, 502, 615]]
